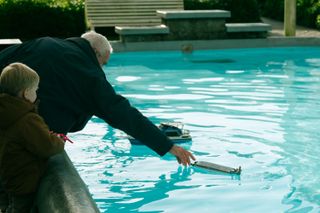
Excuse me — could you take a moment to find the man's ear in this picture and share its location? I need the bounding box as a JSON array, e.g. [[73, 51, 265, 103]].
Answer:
[[94, 47, 103, 59]]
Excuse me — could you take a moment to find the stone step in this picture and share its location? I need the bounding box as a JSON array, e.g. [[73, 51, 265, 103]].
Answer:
[[226, 23, 272, 32], [0, 39, 22, 51], [115, 24, 169, 35], [0, 38, 21, 45], [157, 9, 231, 19]]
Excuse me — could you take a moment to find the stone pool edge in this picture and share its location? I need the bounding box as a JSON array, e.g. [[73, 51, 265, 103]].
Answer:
[[35, 151, 100, 213], [110, 37, 320, 52]]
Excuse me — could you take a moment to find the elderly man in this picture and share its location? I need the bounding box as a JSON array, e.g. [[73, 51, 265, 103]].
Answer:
[[0, 31, 195, 166]]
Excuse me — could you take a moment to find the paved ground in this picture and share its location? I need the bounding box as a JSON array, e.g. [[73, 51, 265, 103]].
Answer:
[[262, 17, 320, 37]]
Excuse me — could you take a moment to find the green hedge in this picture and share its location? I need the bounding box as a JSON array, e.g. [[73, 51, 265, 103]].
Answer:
[[184, 0, 261, 23], [258, 0, 320, 29], [0, 0, 86, 40]]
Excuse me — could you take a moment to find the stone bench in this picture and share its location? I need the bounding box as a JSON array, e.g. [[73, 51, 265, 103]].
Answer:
[[157, 9, 231, 19], [114, 11, 271, 42], [114, 10, 231, 42], [226, 23, 272, 38], [85, 0, 183, 28], [157, 10, 231, 40], [115, 25, 169, 42]]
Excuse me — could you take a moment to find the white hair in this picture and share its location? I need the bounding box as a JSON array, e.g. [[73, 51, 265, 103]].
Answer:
[[81, 31, 113, 55]]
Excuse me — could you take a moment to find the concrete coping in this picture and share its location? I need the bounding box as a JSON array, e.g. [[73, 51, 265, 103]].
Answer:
[[35, 151, 100, 213], [110, 37, 320, 52], [226, 23, 272, 32], [115, 24, 169, 35], [156, 10, 231, 19], [0, 39, 22, 45]]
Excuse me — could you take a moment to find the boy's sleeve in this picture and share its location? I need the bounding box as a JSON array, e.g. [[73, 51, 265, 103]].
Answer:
[[19, 113, 65, 158]]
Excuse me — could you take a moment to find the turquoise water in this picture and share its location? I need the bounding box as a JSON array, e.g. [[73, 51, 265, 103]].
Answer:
[[65, 47, 320, 213]]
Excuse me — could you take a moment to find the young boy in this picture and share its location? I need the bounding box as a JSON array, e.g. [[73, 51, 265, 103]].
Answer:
[[0, 63, 65, 213]]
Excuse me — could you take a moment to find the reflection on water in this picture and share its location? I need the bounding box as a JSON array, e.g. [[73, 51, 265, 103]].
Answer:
[[99, 168, 195, 212], [190, 59, 236, 63], [66, 47, 320, 213]]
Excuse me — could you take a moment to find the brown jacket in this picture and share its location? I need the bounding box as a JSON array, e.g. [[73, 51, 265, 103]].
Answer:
[[0, 93, 65, 195]]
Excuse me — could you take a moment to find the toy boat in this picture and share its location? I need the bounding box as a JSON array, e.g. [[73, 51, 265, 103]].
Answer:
[[192, 161, 241, 175], [128, 122, 192, 145]]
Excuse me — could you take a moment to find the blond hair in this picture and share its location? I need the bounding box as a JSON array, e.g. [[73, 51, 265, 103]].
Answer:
[[81, 31, 113, 55], [0, 63, 39, 96]]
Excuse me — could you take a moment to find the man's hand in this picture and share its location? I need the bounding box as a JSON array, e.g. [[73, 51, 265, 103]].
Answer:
[[169, 145, 196, 166]]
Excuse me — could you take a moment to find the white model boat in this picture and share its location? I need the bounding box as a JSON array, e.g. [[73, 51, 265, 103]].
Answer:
[[192, 161, 241, 174]]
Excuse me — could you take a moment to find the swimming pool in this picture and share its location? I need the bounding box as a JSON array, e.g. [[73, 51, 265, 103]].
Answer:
[[65, 47, 320, 213]]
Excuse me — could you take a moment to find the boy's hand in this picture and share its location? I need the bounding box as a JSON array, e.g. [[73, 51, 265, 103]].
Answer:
[[49, 131, 74, 143]]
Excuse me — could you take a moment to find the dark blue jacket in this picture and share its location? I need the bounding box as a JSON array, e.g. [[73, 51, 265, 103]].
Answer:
[[0, 37, 173, 156]]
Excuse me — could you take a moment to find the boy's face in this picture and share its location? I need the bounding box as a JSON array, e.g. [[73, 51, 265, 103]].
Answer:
[[24, 82, 39, 103]]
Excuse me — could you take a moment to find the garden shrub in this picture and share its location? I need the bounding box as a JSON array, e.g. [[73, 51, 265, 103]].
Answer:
[[296, 0, 320, 29], [257, 0, 284, 21], [257, 0, 320, 29], [0, 0, 86, 40], [184, 0, 261, 23]]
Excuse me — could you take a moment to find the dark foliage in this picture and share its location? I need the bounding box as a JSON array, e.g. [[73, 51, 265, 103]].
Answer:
[[0, 0, 86, 40], [184, 0, 261, 22]]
